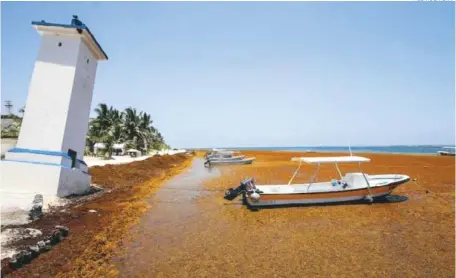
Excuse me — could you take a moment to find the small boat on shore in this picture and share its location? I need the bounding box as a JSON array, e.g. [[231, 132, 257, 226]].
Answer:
[[205, 149, 240, 159], [437, 146, 455, 156], [207, 155, 245, 161], [203, 149, 256, 167], [206, 151, 245, 161], [224, 155, 410, 208], [205, 157, 256, 167]]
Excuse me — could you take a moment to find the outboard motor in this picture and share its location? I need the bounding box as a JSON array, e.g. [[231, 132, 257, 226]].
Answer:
[[224, 188, 241, 201], [224, 178, 261, 201]]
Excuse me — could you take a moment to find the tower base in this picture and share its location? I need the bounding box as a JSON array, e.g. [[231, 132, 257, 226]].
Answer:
[[1, 160, 91, 211]]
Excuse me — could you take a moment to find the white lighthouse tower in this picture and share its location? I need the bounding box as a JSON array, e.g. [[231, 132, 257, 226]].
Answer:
[[1, 16, 108, 209]]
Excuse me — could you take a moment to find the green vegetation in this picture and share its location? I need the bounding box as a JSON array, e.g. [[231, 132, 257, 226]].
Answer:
[[1, 101, 24, 138], [0, 101, 169, 157], [86, 103, 168, 157], [0, 114, 22, 138]]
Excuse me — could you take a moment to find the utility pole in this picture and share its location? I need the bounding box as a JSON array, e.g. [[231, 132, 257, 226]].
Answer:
[[4, 100, 13, 115]]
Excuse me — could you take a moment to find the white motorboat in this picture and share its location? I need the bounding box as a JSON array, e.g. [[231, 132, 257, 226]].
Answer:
[[437, 146, 455, 156], [204, 149, 255, 167], [205, 157, 256, 167], [205, 149, 239, 159], [224, 155, 410, 207]]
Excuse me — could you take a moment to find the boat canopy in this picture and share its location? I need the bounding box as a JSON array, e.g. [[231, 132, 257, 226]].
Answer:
[[211, 148, 232, 153], [291, 156, 371, 164]]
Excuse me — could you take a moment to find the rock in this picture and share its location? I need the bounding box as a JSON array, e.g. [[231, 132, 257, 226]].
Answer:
[[49, 230, 62, 245], [24, 228, 42, 238], [36, 240, 46, 252], [28, 194, 43, 221], [28, 245, 40, 258], [42, 240, 52, 252], [55, 225, 70, 237], [9, 258, 21, 270], [22, 250, 32, 264], [10, 250, 32, 269], [91, 184, 104, 191]]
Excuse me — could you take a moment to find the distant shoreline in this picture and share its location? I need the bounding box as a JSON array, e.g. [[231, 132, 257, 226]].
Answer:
[[264, 150, 438, 156], [188, 145, 452, 156], [195, 149, 438, 156]]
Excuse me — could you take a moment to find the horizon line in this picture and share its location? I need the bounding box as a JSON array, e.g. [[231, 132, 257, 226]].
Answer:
[[182, 144, 454, 149]]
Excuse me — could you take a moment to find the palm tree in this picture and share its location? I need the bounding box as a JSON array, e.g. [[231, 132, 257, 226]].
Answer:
[[139, 112, 157, 152], [85, 103, 167, 157], [18, 106, 25, 118], [87, 103, 125, 158], [124, 107, 151, 152]]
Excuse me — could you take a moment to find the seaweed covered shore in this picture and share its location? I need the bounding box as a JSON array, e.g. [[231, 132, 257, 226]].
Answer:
[[1, 153, 193, 277], [115, 151, 455, 278]]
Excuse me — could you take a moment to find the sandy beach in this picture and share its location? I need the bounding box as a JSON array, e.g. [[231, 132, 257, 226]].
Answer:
[[2, 151, 454, 277], [83, 149, 187, 167]]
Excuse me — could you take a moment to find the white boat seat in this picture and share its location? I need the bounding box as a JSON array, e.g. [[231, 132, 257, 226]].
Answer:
[[340, 173, 368, 188]]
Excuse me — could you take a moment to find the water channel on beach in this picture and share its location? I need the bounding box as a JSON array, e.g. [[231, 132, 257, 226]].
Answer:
[[113, 157, 227, 276]]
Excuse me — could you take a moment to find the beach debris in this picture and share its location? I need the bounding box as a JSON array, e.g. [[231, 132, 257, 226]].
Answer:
[[28, 194, 43, 221], [88, 209, 97, 213]]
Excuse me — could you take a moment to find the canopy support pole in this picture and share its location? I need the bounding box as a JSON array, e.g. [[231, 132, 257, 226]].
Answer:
[[288, 160, 302, 185], [306, 163, 320, 192], [359, 162, 373, 202], [335, 163, 343, 179]]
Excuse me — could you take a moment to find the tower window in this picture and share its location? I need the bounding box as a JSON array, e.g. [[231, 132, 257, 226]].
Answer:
[[58, 42, 62, 47], [87, 58, 90, 64]]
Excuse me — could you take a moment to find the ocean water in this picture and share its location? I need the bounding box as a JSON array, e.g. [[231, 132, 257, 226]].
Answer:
[[218, 145, 455, 155]]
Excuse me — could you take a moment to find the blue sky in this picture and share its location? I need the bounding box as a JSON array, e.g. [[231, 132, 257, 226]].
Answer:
[[1, 2, 454, 148]]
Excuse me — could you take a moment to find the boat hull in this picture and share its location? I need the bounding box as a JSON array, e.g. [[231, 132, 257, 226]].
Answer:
[[206, 157, 256, 166], [438, 151, 455, 156], [207, 155, 245, 161], [243, 177, 409, 207]]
